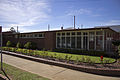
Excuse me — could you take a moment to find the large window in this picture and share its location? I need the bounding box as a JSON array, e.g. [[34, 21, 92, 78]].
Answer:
[[66, 37, 70, 48], [89, 32, 95, 50], [20, 33, 44, 38], [61, 37, 65, 48], [57, 37, 60, 48], [77, 37, 81, 49], [71, 37, 75, 48], [96, 31, 102, 35], [83, 36, 88, 50], [56, 31, 104, 51], [89, 36, 94, 50], [96, 36, 103, 50]]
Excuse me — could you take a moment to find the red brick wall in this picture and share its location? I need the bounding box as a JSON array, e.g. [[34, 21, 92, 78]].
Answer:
[[44, 32, 56, 50], [3, 32, 56, 50]]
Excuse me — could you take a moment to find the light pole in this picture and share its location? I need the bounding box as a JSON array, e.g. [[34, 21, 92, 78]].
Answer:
[[0, 26, 10, 80]]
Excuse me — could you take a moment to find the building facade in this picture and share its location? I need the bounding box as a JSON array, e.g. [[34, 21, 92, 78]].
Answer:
[[2, 25, 120, 53]]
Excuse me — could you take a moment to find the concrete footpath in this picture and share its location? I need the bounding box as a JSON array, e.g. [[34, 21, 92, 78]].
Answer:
[[2, 54, 120, 80]]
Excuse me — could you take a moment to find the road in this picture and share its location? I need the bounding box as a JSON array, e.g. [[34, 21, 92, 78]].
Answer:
[[2, 54, 120, 80]]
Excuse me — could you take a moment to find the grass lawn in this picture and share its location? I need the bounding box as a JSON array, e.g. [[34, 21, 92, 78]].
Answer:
[[3, 47, 116, 63], [0, 63, 50, 80], [36, 50, 116, 63]]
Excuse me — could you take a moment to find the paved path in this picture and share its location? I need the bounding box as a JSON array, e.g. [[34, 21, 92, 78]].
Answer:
[[2, 54, 120, 80]]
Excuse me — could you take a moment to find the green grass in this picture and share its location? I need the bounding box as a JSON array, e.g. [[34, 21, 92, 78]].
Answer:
[[2, 47, 116, 63], [36, 50, 115, 63], [0, 63, 50, 80]]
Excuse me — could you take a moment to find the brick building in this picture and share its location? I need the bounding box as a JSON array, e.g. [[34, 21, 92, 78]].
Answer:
[[2, 25, 120, 53]]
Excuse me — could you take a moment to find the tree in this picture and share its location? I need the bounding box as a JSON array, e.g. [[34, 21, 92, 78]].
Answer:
[[10, 27, 16, 32], [6, 41, 12, 47], [16, 42, 22, 48], [112, 40, 120, 59], [112, 40, 120, 46]]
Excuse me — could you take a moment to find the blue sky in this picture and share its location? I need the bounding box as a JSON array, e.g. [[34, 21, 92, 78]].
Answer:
[[0, 0, 120, 32]]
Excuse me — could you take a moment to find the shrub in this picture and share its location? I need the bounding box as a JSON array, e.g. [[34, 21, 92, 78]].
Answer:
[[16, 42, 22, 48], [24, 42, 37, 49], [75, 57, 79, 64], [54, 48, 105, 56], [24, 42, 32, 49], [6, 41, 12, 47], [112, 40, 120, 46]]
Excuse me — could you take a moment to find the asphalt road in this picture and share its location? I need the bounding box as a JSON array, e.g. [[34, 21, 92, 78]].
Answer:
[[2, 54, 120, 80]]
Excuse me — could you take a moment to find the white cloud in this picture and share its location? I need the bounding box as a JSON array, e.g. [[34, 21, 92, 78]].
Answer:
[[105, 20, 120, 25], [66, 9, 91, 16], [2, 27, 11, 32], [0, 0, 50, 31]]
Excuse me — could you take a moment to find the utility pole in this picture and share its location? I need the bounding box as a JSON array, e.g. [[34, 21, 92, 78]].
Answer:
[[48, 24, 50, 31], [74, 16, 75, 29], [17, 26, 18, 33], [81, 24, 83, 29]]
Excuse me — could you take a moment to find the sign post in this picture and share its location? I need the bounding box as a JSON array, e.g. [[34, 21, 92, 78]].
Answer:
[[0, 26, 10, 80], [0, 26, 2, 70]]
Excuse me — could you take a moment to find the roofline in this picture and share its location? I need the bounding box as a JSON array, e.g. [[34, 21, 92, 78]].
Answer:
[[3, 27, 118, 34], [19, 27, 115, 34]]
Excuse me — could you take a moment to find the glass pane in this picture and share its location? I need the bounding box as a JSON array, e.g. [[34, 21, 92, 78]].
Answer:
[[66, 32, 70, 36], [96, 36, 103, 50], [71, 37, 75, 48], [72, 32, 75, 35], [66, 37, 70, 48], [96, 31, 102, 35], [57, 33, 60, 36], [83, 36, 88, 49], [57, 37, 60, 48], [89, 35, 95, 50], [83, 32, 88, 35], [77, 32, 81, 35], [77, 37, 81, 49], [61, 37, 65, 48], [89, 32, 94, 35], [39, 34, 42, 37], [62, 33, 65, 36]]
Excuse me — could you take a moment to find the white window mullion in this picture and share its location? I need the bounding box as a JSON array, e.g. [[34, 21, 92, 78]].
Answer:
[[70, 32, 71, 48], [75, 32, 77, 49], [81, 32, 83, 49], [94, 31, 96, 50], [103, 30, 104, 51], [88, 32, 89, 50], [65, 32, 66, 48]]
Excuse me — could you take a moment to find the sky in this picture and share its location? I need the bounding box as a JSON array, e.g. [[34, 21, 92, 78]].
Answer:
[[0, 0, 120, 32]]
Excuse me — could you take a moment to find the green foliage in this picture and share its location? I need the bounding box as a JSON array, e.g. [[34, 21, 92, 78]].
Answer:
[[54, 48, 105, 56], [24, 42, 32, 49], [2, 47, 116, 64], [85, 57, 91, 63], [118, 45, 120, 56], [16, 42, 22, 48], [75, 57, 79, 64], [81, 56, 85, 62], [24, 42, 37, 49], [112, 40, 120, 46], [6, 41, 12, 47]]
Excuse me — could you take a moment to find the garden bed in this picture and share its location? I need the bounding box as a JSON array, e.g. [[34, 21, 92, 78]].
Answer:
[[2, 47, 116, 64]]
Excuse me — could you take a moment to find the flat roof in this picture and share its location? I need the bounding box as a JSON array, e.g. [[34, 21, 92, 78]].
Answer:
[[20, 27, 113, 34]]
